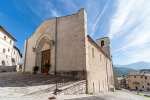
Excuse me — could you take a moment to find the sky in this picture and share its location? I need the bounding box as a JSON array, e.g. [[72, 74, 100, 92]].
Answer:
[[0, 0, 150, 65]]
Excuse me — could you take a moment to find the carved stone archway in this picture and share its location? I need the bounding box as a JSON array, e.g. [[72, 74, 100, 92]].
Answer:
[[35, 34, 54, 73]]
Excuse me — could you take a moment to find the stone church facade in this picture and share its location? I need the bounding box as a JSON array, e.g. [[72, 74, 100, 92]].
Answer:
[[22, 8, 115, 93]]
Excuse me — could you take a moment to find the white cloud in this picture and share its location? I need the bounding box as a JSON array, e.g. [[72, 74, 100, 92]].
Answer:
[[28, 0, 61, 20], [110, 0, 150, 64], [91, 5, 107, 37]]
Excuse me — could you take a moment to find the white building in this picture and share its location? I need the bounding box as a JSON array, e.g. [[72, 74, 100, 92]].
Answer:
[[0, 25, 22, 72]]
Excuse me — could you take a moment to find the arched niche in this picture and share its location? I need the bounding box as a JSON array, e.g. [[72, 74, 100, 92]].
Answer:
[[2, 60, 5, 71]]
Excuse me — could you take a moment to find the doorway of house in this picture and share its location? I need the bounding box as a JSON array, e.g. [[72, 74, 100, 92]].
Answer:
[[135, 86, 138, 90], [42, 49, 50, 73]]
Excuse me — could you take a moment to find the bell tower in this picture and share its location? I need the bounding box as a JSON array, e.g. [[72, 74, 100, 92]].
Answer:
[[96, 37, 111, 58]]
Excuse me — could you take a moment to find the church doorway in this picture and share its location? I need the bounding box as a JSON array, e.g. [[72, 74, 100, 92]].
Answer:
[[42, 49, 50, 73], [41, 42, 51, 73]]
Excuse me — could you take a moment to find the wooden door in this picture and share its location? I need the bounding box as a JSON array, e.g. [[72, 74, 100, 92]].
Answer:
[[42, 49, 50, 73]]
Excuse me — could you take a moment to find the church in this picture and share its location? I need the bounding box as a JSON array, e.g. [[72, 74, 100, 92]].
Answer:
[[22, 8, 115, 93]]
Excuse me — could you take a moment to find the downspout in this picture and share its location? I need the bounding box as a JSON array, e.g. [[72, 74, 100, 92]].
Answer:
[[105, 56, 109, 91], [23, 39, 28, 73], [54, 17, 58, 95]]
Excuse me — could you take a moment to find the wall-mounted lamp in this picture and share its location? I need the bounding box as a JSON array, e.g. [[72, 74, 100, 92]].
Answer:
[[51, 40, 55, 46], [32, 47, 36, 52]]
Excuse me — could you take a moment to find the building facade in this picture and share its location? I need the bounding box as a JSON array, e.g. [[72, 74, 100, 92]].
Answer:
[[22, 8, 115, 93], [0, 25, 22, 72], [127, 71, 150, 91]]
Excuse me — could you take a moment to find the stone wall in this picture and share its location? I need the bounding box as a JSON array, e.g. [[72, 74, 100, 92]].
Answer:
[[113, 67, 121, 89], [49, 70, 87, 80], [23, 8, 87, 74], [57, 80, 86, 95], [87, 38, 113, 93], [0, 65, 16, 72]]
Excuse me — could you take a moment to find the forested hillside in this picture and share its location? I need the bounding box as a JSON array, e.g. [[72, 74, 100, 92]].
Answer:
[[114, 67, 136, 77]]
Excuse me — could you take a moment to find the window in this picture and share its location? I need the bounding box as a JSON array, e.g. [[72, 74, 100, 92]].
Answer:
[[7, 61, 9, 66], [92, 48, 94, 58], [145, 76, 147, 79], [14, 52, 15, 54], [100, 54, 101, 61], [147, 83, 149, 85], [141, 76, 143, 78], [134, 76, 136, 78], [3, 48, 5, 53], [6, 55, 7, 58], [142, 85, 144, 88], [129, 76, 130, 78], [4, 36, 6, 40], [10, 40, 12, 44], [8, 49, 10, 52]]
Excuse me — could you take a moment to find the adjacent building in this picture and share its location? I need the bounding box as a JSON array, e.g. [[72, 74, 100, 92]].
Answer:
[[0, 25, 22, 72], [127, 71, 150, 91], [22, 8, 116, 93]]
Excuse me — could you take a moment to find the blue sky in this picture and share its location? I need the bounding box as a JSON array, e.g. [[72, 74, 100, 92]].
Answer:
[[0, 0, 150, 65]]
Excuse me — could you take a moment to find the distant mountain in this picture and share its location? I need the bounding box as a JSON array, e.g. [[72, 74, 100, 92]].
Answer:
[[114, 61, 150, 70], [114, 67, 136, 77]]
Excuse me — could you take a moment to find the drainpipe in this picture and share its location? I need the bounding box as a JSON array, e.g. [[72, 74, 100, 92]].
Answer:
[[23, 39, 28, 73], [54, 17, 58, 95]]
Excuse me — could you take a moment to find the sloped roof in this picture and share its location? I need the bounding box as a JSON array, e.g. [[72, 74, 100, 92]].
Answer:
[[87, 35, 111, 60], [127, 71, 149, 76], [13, 46, 22, 58], [0, 25, 17, 41]]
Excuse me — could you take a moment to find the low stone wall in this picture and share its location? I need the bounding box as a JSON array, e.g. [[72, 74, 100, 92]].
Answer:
[[57, 80, 86, 95], [0, 65, 16, 72]]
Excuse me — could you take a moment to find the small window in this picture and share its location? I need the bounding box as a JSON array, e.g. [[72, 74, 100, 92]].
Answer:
[[10, 40, 12, 44], [92, 48, 94, 58], [129, 76, 130, 78], [141, 76, 143, 78], [147, 83, 149, 85], [8, 49, 10, 52], [7, 61, 9, 65], [145, 76, 147, 79], [6, 55, 7, 58], [4, 36, 6, 40], [3, 48, 5, 53], [142, 85, 144, 88], [100, 54, 101, 61], [134, 76, 136, 78], [14, 52, 15, 54]]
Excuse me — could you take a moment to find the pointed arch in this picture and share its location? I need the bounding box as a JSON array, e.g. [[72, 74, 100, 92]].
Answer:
[[35, 34, 54, 73]]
